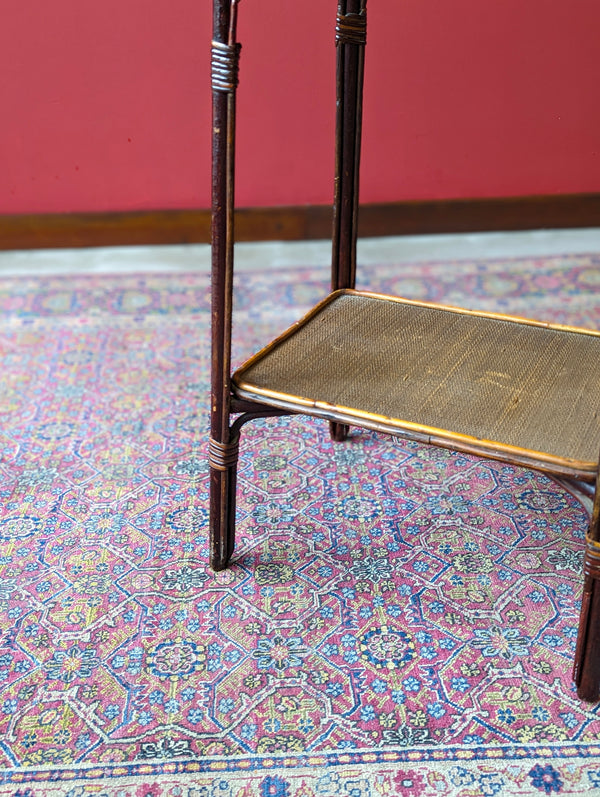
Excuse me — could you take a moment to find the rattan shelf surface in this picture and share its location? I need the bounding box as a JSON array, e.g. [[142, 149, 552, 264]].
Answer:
[[233, 290, 600, 478]]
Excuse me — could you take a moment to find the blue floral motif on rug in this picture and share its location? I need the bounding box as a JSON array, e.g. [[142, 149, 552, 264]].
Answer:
[[1, 253, 600, 795]]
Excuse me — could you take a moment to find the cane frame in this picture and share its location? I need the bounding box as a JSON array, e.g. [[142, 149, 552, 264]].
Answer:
[[209, 0, 600, 702]]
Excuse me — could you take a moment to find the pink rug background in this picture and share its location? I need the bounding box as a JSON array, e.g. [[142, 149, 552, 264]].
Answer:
[[1, 253, 600, 794]]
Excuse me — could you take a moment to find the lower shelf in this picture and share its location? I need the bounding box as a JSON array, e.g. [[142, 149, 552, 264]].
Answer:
[[232, 290, 600, 479]]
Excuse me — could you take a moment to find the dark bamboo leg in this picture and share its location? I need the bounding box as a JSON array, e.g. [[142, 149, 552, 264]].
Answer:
[[330, 422, 350, 442], [209, 0, 241, 570], [209, 436, 239, 570], [573, 466, 600, 701], [330, 0, 367, 443]]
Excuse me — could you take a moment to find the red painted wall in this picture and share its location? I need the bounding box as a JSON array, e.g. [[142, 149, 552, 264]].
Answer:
[[1, 0, 599, 215]]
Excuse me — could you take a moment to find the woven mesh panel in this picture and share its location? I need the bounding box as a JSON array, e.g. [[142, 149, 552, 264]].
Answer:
[[234, 293, 600, 465]]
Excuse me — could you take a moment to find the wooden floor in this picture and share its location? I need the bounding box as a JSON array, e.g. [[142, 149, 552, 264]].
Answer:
[[1, 228, 600, 276]]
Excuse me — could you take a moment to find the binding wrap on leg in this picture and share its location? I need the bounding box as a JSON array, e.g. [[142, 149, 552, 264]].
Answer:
[[584, 532, 600, 581], [209, 436, 240, 471], [211, 41, 241, 93], [336, 8, 367, 46], [573, 531, 600, 687]]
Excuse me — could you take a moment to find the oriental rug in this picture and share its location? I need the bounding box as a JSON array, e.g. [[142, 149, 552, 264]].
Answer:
[[1, 252, 600, 795]]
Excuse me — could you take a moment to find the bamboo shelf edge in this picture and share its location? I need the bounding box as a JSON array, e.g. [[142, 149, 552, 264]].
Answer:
[[232, 383, 598, 481], [232, 289, 600, 482]]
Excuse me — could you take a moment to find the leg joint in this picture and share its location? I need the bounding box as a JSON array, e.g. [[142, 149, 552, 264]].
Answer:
[[336, 9, 367, 46], [584, 532, 600, 582], [209, 435, 240, 471]]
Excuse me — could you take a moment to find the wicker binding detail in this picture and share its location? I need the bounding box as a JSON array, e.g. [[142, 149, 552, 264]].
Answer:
[[209, 436, 240, 471], [211, 41, 241, 93], [585, 534, 600, 580], [233, 290, 600, 475], [336, 11, 367, 45]]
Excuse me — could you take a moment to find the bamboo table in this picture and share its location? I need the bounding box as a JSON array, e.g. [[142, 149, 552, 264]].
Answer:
[[209, 0, 600, 702]]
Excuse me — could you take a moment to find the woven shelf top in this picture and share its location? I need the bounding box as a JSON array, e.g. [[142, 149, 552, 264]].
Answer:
[[233, 290, 600, 477]]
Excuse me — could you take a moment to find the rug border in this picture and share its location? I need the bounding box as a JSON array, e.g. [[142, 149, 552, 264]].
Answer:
[[2, 742, 600, 786]]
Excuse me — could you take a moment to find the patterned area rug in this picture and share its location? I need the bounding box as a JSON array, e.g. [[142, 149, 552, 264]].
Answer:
[[1, 253, 600, 795]]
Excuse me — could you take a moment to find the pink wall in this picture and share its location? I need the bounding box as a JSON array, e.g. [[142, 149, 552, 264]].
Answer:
[[1, 0, 599, 215]]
